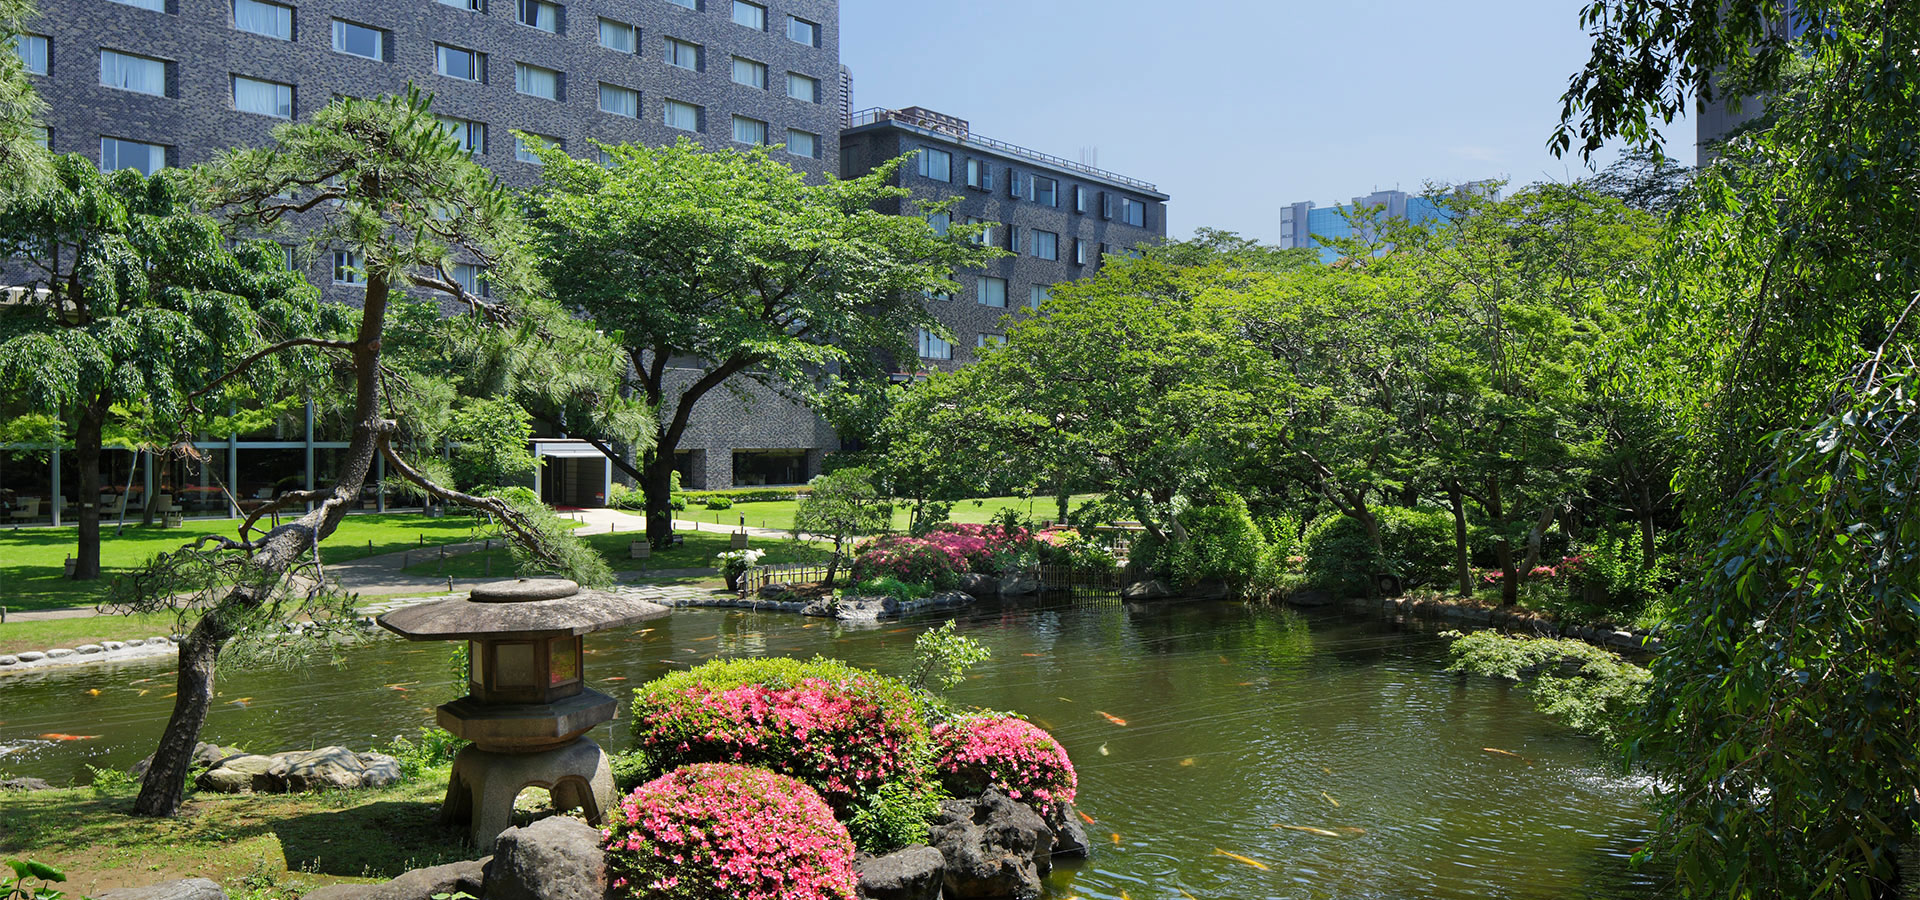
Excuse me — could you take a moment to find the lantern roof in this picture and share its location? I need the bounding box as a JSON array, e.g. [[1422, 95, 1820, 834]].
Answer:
[[378, 578, 668, 641]]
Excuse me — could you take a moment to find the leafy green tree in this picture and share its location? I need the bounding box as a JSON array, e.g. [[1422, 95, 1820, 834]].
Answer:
[[527, 140, 995, 548], [792, 466, 891, 585], [1146, 227, 1317, 273], [0, 0, 48, 191], [0, 157, 328, 579], [123, 90, 611, 818], [448, 396, 539, 491]]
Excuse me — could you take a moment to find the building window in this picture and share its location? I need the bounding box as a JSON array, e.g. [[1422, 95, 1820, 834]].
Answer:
[[964, 216, 991, 246], [332, 249, 363, 285], [598, 18, 636, 52], [1073, 185, 1088, 214], [922, 286, 951, 302], [515, 63, 561, 100], [1030, 175, 1058, 208], [664, 37, 701, 70], [787, 16, 819, 46], [232, 75, 292, 118], [1073, 238, 1087, 266], [100, 137, 164, 174], [915, 147, 951, 182], [100, 50, 167, 96], [517, 0, 560, 32], [977, 333, 1002, 348], [13, 34, 47, 75], [452, 263, 490, 298], [1032, 230, 1057, 261], [927, 212, 949, 236], [786, 129, 818, 159], [108, 0, 166, 11], [731, 116, 765, 145], [917, 328, 952, 360], [1028, 284, 1051, 309], [731, 1, 765, 29], [435, 44, 484, 82], [440, 116, 485, 154], [731, 56, 766, 89], [1005, 224, 1021, 252], [438, 0, 483, 10], [233, 0, 291, 39], [1099, 191, 1113, 220], [599, 83, 639, 117], [1006, 169, 1023, 199], [664, 98, 700, 131], [976, 276, 1006, 308], [663, 0, 695, 8], [513, 133, 560, 164], [1121, 197, 1146, 228], [28, 124, 47, 147], [965, 158, 994, 191], [786, 72, 819, 102], [331, 20, 384, 60]]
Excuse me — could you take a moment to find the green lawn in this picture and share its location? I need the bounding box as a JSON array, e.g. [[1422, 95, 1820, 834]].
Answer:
[[673, 493, 1098, 534], [402, 528, 829, 579], [0, 513, 491, 612]]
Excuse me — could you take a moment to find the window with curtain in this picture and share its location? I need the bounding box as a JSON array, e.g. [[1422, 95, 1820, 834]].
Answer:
[[599, 83, 638, 117], [786, 72, 818, 102], [917, 329, 952, 360], [13, 34, 47, 75], [786, 129, 818, 159], [787, 16, 818, 46], [599, 19, 636, 52], [1030, 176, 1059, 208], [664, 0, 694, 7], [927, 212, 950, 236], [439, 117, 486, 153], [100, 50, 166, 96], [517, 0, 560, 32], [1074, 185, 1088, 213], [438, 0, 482, 10], [100, 137, 164, 174], [436, 44, 483, 81], [1032, 230, 1058, 261], [977, 333, 1003, 348], [515, 63, 560, 99], [915, 147, 951, 182], [452, 263, 490, 297], [731, 1, 765, 29], [664, 99, 700, 131], [108, 0, 166, 11], [665, 37, 700, 70], [331, 20, 383, 60], [1122, 198, 1146, 227], [976, 276, 1007, 308], [232, 75, 292, 118], [731, 116, 765, 145], [332, 249, 363, 284], [232, 0, 291, 39], [731, 57, 766, 88], [1028, 285, 1051, 309], [513, 133, 560, 164]]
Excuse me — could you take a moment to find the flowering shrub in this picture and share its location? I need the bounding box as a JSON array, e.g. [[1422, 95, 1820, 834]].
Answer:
[[603, 763, 856, 900], [715, 548, 765, 576], [931, 716, 1077, 817], [851, 523, 1034, 586], [630, 658, 927, 816]]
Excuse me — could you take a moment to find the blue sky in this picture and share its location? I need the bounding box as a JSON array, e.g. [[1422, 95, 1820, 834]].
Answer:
[[840, 0, 1687, 243]]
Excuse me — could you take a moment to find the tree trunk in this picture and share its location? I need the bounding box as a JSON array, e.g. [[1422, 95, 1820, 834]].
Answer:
[[1448, 482, 1471, 597], [1521, 502, 1557, 579], [824, 538, 842, 587], [642, 452, 676, 549], [1486, 478, 1518, 606], [70, 390, 110, 580], [131, 614, 230, 815]]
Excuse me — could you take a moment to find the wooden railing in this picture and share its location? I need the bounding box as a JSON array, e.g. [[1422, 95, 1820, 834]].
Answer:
[[1037, 564, 1122, 598], [740, 561, 834, 595]]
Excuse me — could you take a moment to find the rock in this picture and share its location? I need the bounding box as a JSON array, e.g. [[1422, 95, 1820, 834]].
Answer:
[[304, 859, 488, 900], [1120, 580, 1172, 602], [930, 790, 1054, 900], [957, 573, 998, 598], [15, 651, 44, 662], [483, 816, 608, 900], [103, 640, 126, 651], [151, 636, 171, 644], [76, 644, 104, 655], [1046, 803, 1091, 859], [997, 573, 1040, 596], [126, 638, 146, 647], [357, 752, 403, 788], [45, 648, 74, 658], [0, 655, 16, 666], [924, 590, 976, 610], [133, 742, 239, 780], [273, 746, 369, 791], [195, 754, 279, 793], [856, 845, 946, 900], [92, 878, 227, 900], [1182, 579, 1231, 601], [0, 777, 53, 792], [1285, 588, 1335, 607]]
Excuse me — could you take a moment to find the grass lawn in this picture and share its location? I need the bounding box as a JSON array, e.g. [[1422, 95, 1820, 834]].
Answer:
[[672, 493, 1101, 534], [0, 514, 492, 612], [402, 528, 830, 579], [0, 772, 472, 896]]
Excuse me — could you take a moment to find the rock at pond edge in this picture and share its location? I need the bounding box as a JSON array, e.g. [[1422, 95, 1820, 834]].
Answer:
[[855, 844, 945, 900], [483, 816, 607, 900]]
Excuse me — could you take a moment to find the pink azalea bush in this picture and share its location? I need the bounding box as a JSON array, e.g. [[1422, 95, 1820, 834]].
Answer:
[[931, 716, 1077, 817], [851, 523, 1035, 586], [603, 763, 856, 900], [630, 658, 926, 813]]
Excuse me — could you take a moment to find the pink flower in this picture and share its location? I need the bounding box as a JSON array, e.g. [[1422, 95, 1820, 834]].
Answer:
[[931, 716, 1077, 818]]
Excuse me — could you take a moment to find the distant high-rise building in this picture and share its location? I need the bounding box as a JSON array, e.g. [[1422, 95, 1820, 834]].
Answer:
[[1695, 0, 1808, 166], [1279, 183, 1497, 263]]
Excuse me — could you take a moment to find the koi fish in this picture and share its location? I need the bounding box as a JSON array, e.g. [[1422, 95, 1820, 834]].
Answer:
[[603, 676, 628, 682], [1322, 766, 1333, 776], [1276, 824, 1340, 837], [1180, 758, 1195, 767], [1110, 832, 1122, 846], [1120, 891, 1133, 900], [801, 623, 817, 628], [1021, 653, 1043, 657], [633, 628, 655, 635], [1321, 791, 1340, 808], [1481, 747, 1531, 764], [1179, 891, 1198, 900], [129, 677, 154, 685], [1219, 656, 1231, 665], [1098, 743, 1109, 756], [1077, 809, 1096, 824], [385, 682, 419, 689], [1096, 711, 1128, 726], [86, 689, 101, 697], [136, 689, 149, 696], [1057, 697, 1074, 703], [1334, 826, 1367, 836], [1213, 848, 1269, 870], [1237, 682, 1256, 686], [39, 733, 101, 741], [886, 628, 913, 634], [692, 636, 717, 642], [230, 697, 253, 707]]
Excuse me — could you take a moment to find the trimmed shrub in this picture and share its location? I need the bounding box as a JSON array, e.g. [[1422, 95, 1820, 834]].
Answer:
[[849, 537, 968, 588], [629, 658, 926, 815], [931, 716, 1077, 818], [1376, 506, 1455, 589], [703, 496, 734, 510], [1301, 514, 1379, 597], [1166, 494, 1271, 592], [684, 488, 810, 504], [603, 763, 856, 900]]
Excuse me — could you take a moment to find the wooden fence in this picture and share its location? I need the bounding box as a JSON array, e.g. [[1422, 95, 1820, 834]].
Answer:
[[741, 561, 835, 595], [1037, 564, 1123, 600]]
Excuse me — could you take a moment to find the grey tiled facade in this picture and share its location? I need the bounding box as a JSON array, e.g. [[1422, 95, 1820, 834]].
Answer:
[[839, 108, 1168, 371]]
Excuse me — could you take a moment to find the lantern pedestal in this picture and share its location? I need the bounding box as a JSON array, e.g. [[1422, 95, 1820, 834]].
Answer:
[[441, 738, 616, 848]]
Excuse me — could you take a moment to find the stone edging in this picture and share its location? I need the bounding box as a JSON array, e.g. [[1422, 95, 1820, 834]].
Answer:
[[1352, 593, 1664, 653], [0, 635, 184, 672]]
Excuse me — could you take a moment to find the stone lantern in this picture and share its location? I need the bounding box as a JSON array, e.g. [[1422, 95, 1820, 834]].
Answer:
[[378, 578, 667, 846]]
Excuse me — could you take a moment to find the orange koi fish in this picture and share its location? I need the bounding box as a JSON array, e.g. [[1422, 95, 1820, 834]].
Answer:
[[1077, 809, 1096, 824], [1180, 758, 1195, 767], [1218, 656, 1230, 665], [1481, 747, 1531, 764], [1179, 891, 1198, 900], [692, 636, 717, 642], [1110, 832, 1122, 846], [1321, 791, 1340, 808], [886, 628, 913, 634], [1334, 826, 1367, 836], [1096, 711, 1128, 726], [1021, 653, 1043, 658], [1275, 824, 1340, 837], [39, 733, 100, 741], [1213, 848, 1269, 870], [86, 689, 101, 697], [603, 676, 628, 682], [632, 628, 655, 635]]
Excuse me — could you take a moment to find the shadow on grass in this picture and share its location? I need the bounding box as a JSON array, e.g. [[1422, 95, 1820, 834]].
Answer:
[[272, 800, 472, 878]]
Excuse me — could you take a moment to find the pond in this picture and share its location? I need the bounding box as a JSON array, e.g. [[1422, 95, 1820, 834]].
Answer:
[[0, 598, 1660, 899]]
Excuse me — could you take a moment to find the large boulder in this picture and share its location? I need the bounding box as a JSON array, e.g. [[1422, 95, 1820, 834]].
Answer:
[[957, 573, 998, 598], [303, 859, 487, 900], [856, 845, 945, 900], [0, 777, 52, 792], [273, 746, 372, 791], [131, 742, 245, 780], [92, 879, 226, 900], [997, 573, 1040, 597], [1120, 579, 1173, 602], [482, 816, 607, 900], [195, 754, 279, 794], [1046, 803, 1091, 859], [357, 752, 403, 788], [930, 790, 1054, 900]]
